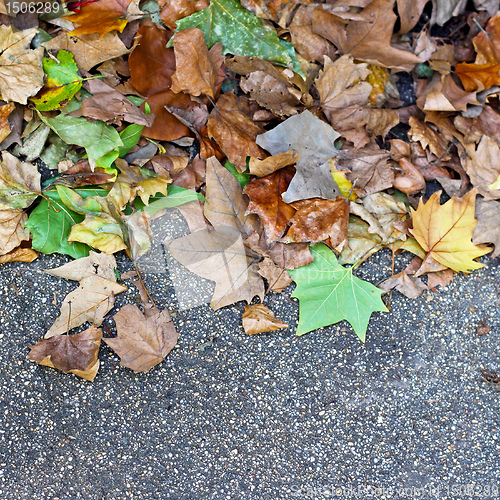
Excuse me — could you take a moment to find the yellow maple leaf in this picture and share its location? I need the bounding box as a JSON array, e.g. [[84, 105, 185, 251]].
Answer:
[[410, 190, 491, 273]]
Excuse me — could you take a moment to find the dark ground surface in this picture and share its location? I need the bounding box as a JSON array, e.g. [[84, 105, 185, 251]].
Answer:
[[0, 247, 499, 500]]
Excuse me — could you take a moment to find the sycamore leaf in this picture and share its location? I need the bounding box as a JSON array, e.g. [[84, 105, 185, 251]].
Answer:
[[0, 209, 30, 256], [27, 326, 102, 381], [44, 252, 127, 338], [242, 304, 288, 335], [379, 271, 427, 298], [0, 151, 41, 210], [0, 26, 44, 104], [256, 110, 341, 203], [289, 243, 387, 341], [38, 112, 123, 169], [25, 188, 107, 259], [171, 28, 224, 99], [105, 304, 178, 372], [31, 50, 83, 112], [168, 0, 293, 66], [410, 190, 492, 273]]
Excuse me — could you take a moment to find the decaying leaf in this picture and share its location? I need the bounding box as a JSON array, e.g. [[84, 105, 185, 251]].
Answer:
[[410, 190, 492, 273], [27, 326, 102, 381], [0, 151, 41, 210], [105, 304, 178, 372], [170, 28, 224, 99], [256, 111, 341, 203], [0, 246, 38, 264], [0, 209, 30, 256], [244, 167, 296, 242], [44, 252, 127, 338], [0, 26, 44, 104], [207, 91, 266, 172], [473, 197, 500, 257], [248, 150, 298, 177], [379, 271, 427, 298], [242, 304, 288, 335], [167, 225, 265, 309]]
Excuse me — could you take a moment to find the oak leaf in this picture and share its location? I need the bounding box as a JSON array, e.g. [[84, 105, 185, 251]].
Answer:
[[256, 110, 341, 203], [410, 190, 492, 273], [27, 326, 102, 381], [0, 26, 44, 104], [105, 304, 178, 372], [44, 252, 127, 338], [171, 28, 224, 99], [244, 167, 296, 242], [242, 304, 288, 335], [207, 91, 266, 172]]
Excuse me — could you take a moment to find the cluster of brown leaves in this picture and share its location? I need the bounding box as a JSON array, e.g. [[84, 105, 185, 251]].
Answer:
[[0, 0, 498, 379]]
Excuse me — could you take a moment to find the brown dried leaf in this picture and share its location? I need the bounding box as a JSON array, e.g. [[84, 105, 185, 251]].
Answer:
[[159, 0, 209, 30], [129, 25, 175, 97], [312, 0, 424, 71], [0, 209, 29, 256], [207, 91, 266, 172], [315, 55, 372, 112], [473, 197, 500, 257], [244, 167, 296, 242], [242, 304, 288, 335], [396, 0, 428, 34], [282, 197, 348, 247], [27, 326, 102, 381], [463, 137, 500, 200], [43, 32, 130, 72], [167, 225, 265, 309], [257, 257, 293, 292], [69, 78, 153, 127], [248, 150, 298, 177], [0, 246, 37, 264], [44, 252, 127, 338], [205, 156, 259, 238], [426, 268, 454, 289], [105, 304, 178, 372], [379, 270, 427, 298], [171, 28, 224, 99]]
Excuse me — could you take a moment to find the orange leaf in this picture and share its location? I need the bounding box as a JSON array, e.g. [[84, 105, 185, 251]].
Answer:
[[455, 62, 500, 92]]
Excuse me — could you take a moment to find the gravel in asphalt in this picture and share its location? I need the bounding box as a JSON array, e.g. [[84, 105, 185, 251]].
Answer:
[[0, 246, 499, 499]]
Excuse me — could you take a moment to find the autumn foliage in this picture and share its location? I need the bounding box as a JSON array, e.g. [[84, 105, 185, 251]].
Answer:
[[0, 0, 498, 380]]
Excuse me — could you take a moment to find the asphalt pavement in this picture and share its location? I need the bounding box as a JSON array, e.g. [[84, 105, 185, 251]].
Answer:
[[0, 247, 499, 500]]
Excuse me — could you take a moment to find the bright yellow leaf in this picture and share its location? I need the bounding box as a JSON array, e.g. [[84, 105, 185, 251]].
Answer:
[[410, 190, 491, 273]]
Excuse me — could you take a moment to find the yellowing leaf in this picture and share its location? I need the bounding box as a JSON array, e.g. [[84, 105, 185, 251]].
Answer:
[[0, 26, 44, 104], [410, 190, 492, 273]]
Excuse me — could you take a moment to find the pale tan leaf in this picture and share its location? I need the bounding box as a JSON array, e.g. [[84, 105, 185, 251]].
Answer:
[[0, 209, 29, 256], [248, 150, 298, 177], [242, 304, 288, 335]]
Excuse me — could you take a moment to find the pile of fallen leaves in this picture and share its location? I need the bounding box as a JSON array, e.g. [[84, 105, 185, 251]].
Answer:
[[0, 0, 499, 381]]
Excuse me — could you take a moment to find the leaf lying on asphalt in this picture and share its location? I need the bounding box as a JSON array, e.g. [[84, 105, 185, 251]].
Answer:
[[0, 209, 30, 256], [105, 304, 178, 372], [44, 252, 127, 338], [379, 271, 427, 299], [242, 304, 288, 335], [289, 243, 388, 341], [27, 326, 102, 382]]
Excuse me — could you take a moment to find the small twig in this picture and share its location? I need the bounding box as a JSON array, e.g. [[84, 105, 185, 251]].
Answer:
[[132, 259, 156, 308]]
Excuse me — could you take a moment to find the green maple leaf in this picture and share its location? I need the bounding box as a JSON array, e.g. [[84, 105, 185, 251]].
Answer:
[[168, 0, 292, 66], [31, 50, 83, 111], [288, 244, 388, 342]]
